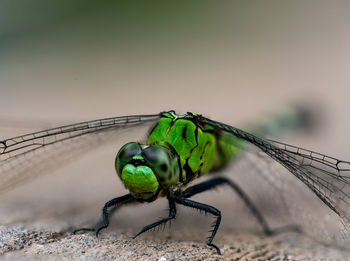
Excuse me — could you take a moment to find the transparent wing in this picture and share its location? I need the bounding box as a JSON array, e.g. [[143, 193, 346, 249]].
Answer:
[[0, 113, 161, 193], [223, 148, 350, 247], [199, 115, 350, 223]]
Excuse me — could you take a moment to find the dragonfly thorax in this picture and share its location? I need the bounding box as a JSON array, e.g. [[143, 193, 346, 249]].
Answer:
[[115, 142, 180, 201]]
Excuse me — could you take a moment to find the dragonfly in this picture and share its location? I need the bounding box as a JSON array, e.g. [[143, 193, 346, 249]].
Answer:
[[1, 109, 350, 254]]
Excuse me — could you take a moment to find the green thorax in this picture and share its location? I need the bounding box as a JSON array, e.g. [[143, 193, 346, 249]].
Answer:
[[147, 111, 242, 185]]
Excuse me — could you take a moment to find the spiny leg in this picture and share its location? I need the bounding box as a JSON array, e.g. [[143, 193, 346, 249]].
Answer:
[[92, 199, 138, 229], [72, 193, 134, 236], [182, 177, 270, 235], [182, 177, 300, 235], [172, 195, 222, 255], [133, 191, 176, 239]]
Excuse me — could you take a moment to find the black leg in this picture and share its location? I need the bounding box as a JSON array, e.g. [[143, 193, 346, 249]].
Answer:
[[182, 177, 273, 235], [133, 191, 176, 239], [173, 195, 222, 255], [72, 193, 134, 236], [92, 199, 138, 229], [182, 177, 300, 236]]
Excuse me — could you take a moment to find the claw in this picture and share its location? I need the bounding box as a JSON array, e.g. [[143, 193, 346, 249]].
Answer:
[[72, 227, 96, 235], [208, 243, 221, 255], [133, 230, 143, 239], [95, 225, 107, 237]]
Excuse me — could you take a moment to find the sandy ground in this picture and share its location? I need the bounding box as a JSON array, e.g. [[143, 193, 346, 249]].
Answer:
[[1, 224, 349, 260], [1, 208, 350, 261]]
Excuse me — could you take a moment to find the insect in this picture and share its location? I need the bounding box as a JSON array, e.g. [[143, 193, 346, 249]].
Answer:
[[1, 110, 350, 254]]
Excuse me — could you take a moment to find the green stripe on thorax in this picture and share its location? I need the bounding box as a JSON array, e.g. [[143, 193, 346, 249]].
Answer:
[[148, 112, 225, 186]]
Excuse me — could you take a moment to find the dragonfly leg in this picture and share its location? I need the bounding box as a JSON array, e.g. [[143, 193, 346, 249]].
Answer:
[[182, 177, 271, 234], [92, 199, 138, 229], [133, 191, 176, 239], [182, 177, 301, 236], [72, 193, 134, 236], [172, 195, 222, 255]]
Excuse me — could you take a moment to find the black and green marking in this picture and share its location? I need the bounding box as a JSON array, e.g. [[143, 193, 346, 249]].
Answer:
[[72, 109, 315, 254]]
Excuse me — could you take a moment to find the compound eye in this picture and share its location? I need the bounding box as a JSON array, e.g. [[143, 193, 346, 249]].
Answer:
[[143, 145, 169, 165], [115, 142, 142, 174], [143, 145, 171, 178]]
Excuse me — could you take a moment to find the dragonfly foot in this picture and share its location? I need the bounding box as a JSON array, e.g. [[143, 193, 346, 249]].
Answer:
[[72, 227, 96, 235], [208, 243, 221, 255], [95, 225, 108, 237]]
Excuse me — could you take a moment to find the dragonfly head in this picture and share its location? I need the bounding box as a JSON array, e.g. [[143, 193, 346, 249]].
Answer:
[[115, 142, 180, 201]]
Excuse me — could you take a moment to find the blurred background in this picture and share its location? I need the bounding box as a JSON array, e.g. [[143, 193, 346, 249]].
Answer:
[[1, 1, 350, 258], [1, 0, 349, 156]]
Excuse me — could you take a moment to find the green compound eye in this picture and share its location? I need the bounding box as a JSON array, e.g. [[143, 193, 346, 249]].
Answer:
[[142, 145, 179, 187], [115, 142, 142, 175], [143, 145, 170, 171]]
